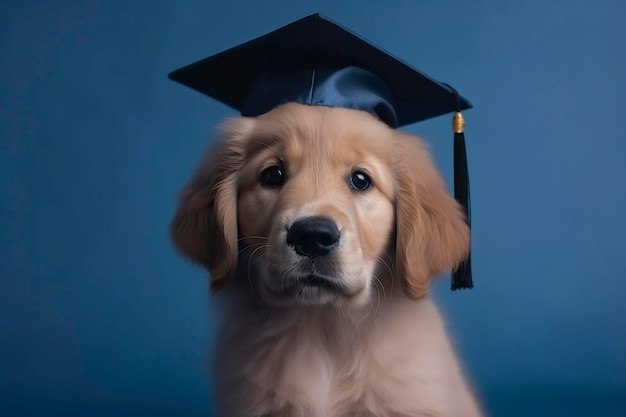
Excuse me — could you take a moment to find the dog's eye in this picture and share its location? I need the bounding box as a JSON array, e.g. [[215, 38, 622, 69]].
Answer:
[[260, 166, 285, 187], [349, 171, 371, 191]]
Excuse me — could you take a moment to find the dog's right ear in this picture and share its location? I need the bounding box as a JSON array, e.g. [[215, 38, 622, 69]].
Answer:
[[169, 118, 255, 290]]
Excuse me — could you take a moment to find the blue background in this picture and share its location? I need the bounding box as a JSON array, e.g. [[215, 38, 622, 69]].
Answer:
[[2, 1, 625, 416]]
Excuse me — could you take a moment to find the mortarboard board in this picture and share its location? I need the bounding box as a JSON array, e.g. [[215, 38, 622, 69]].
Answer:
[[168, 13, 473, 290]]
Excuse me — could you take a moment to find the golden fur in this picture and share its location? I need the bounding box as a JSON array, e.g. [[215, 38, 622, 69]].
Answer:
[[171, 103, 483, 416]]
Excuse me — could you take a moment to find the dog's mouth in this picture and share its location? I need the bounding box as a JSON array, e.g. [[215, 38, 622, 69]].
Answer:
[[266, 273, 360, 300]]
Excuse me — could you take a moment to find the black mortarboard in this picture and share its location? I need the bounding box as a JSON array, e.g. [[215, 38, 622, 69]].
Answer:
[[169, 13, 473, 290]]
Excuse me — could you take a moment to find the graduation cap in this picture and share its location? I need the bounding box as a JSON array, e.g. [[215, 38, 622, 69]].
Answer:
[[168, 13, 473, 291]]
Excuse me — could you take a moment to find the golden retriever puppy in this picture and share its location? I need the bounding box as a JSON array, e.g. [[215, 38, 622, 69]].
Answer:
[[171, 103, 483, 417]]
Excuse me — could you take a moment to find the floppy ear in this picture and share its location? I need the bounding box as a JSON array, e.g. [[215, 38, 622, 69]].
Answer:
[[394, 131, 470, 299], [169, 118, 255, 290]]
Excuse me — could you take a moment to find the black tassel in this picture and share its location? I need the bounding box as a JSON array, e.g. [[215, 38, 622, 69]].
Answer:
[[447, 85, 473, 290], [452, 118, 473, 290]]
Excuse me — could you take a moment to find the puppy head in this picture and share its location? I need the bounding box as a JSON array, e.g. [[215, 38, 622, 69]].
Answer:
[[170, 103, 468, 305]]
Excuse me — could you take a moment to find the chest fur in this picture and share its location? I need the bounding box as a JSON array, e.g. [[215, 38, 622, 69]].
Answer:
[[214, 308, 449, 417]]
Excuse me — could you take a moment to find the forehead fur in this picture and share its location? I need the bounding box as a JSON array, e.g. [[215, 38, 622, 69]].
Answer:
[[243, 103, 396, 161]]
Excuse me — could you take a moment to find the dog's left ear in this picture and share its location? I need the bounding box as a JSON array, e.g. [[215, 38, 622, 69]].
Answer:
[[170, 118, 255, 290], [394, 131, 470, 299]]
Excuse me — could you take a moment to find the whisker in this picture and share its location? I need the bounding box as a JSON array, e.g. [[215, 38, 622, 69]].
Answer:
[[371, 274, 383, 318], [337, 303, 355, 335], [238, 242, 267, 255], [368, 295, 376, 321], [238, 236, 269, 242], [377, 255, 394, 278], [246, 244, 269, 298], [377, 254, 395, 299], [372, 273, 386, 299]]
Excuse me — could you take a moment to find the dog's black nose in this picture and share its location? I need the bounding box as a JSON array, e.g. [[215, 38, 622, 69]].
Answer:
[[286, 217, 340, 258]]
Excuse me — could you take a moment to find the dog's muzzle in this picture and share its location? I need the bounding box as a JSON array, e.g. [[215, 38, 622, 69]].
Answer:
[[286, 216, 340, 258]]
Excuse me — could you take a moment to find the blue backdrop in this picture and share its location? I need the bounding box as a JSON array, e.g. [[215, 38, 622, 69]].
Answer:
[[2, 1, 625, 416]]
